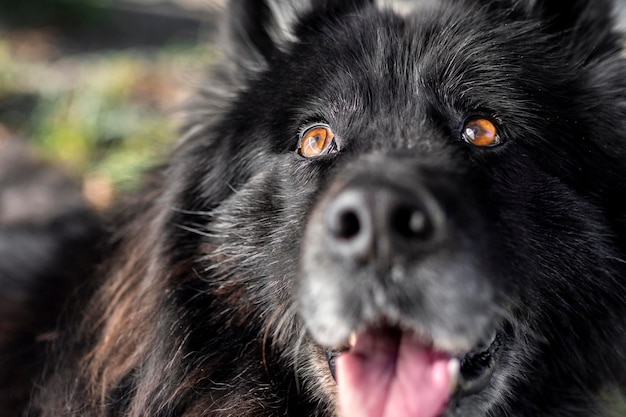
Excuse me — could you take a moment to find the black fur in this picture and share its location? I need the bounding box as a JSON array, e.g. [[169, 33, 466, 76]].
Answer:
[[2, 0, 626, 416]]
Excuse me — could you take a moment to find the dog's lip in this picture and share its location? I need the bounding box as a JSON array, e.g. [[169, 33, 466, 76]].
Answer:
[[453, 330, 502, 399]]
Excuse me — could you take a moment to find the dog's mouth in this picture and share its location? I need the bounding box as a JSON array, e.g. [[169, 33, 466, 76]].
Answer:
[[324, 326, 502, 417]]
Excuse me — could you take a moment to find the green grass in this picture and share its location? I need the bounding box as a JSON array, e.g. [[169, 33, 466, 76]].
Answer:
[[0, 36, 216, 199]]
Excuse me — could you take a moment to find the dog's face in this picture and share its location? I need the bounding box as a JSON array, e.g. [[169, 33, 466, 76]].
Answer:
[[170, 0, 626, 416]]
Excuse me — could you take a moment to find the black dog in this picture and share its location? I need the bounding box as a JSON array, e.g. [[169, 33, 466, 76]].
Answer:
[[3, 0, 626, 416]]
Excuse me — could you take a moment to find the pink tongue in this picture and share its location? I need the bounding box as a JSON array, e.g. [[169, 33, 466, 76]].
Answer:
[[336, 330, 453, 417]]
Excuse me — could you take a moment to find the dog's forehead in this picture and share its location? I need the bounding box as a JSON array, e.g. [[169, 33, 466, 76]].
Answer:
[[283, 7, 522, 145], [268, 2, 569, 154]]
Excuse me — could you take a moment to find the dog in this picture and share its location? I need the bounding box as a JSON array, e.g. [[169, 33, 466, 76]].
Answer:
[[2, 0, 626, 416]]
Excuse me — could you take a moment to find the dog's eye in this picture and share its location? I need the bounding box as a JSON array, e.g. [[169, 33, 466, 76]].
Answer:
[[298, 124, 338, 157], [462, 118, 501, 147]]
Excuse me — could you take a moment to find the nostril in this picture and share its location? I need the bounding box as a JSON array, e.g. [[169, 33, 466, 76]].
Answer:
[[392, 205, 432, 239], [334, 210, 361, 239]]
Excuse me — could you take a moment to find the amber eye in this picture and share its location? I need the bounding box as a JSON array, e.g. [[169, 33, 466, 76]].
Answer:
[[298, 124, 337, 158], [462, 118, 501, 147]]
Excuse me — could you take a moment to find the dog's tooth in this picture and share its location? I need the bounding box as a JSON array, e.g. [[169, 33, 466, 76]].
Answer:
[[349, 332, 357, 348], [448, 358, 460, 393]]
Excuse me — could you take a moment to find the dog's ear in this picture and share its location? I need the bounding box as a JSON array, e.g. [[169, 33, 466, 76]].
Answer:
[[224, 0, 279, 67], [223, 0, 374, 71], [523, 0, 620, 58], [525, 0, 614, 31]]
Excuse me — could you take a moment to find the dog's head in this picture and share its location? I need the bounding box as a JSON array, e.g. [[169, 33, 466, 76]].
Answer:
[[171, 0, 626, 416]]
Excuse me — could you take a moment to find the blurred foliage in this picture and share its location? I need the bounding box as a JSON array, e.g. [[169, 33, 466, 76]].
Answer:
[[0, 0, 111, 26], [0, 28, 216, 205], [0, 0, 110, 27]]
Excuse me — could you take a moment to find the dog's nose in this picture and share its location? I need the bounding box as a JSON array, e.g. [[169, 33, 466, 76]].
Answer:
[[323, 184, 443, 264]]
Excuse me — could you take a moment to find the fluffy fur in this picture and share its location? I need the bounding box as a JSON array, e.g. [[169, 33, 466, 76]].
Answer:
[[2, 0, 626, 416]]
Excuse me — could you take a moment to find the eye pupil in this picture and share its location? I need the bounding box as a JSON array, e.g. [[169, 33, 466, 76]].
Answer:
[[465, 127, 477, 141], [299, 124, 337, 157], [463, 118, 500, 147], [305, 133, 323, 153]]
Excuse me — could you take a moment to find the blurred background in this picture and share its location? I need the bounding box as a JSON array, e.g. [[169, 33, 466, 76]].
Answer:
[[0, 0, 222, 209]]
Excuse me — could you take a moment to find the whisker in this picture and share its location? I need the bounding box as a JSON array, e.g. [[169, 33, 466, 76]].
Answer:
[[174, 223, 218, 238], [262, 306, 287, 380], [292, 327, 308, 396], [171, 207, 215, 217]]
